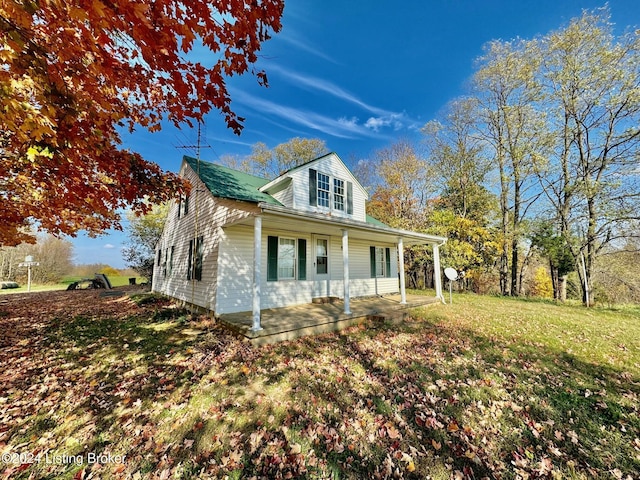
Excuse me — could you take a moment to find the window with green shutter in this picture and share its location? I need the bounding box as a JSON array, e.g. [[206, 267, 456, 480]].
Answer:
[[267, 236, 307, 281]]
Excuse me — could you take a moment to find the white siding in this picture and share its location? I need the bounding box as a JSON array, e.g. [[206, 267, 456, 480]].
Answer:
[[151, 161, 259, 310], [216, 228, 400, 314], [270, 181, 294, 208]]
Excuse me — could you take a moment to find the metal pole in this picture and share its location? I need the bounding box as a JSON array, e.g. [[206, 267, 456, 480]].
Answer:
[[449, 279, 452, 304], [27, 264, 31, 293]]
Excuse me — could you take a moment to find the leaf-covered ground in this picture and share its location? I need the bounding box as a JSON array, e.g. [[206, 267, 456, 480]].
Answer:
[[0, 290, 638, 479]]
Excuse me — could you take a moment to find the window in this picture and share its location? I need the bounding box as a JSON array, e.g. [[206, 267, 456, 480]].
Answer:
[[370, 246, 392, 278], [177, 194, 188, 218], [268, 236, 307, 281], [187, 236, 203, 281], [375, 247, 385, 278], [163, 249, 168, 277], [333, 178, 344, 211], [316, 238, 328, 275], [167, 246, 174, 277], [317, 172, 330, 208], [309, 168, 353, 214], [157, 248, 162, 267], [278, 238, 296, 280]]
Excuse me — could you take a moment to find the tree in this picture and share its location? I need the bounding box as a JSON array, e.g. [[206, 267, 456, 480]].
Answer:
[[366, 140, 434, 230], [529, 220, 575, 301], [0, 234, 73, 283], [422, 97, 494, 224], [222, 138, 329, 178], [1, 0, 284, 245], [474, 38, 548, 296], [425, 209, 500, 294], [122, 203, 169, 282], [534, 8, 640, 305]]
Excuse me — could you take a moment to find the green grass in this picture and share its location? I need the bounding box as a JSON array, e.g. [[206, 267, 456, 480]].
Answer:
[[1, 292, 638, 479]]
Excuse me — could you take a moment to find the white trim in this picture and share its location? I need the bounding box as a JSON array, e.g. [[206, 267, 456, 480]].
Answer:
[[398, 237, 406, 304], [277, 237, 296, 280], [258, 202, 446, 245], [433, 243, 445, 304], [252, 216, 262, 331], [342, 229, 351, 314]]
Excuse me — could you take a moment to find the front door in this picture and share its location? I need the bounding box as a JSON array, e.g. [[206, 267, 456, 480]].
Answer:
[[314, 236, 330, 297]]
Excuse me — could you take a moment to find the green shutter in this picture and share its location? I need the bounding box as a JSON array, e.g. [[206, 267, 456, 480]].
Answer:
[[298, 239, 307, 280], [370, 246, 376, 278], [195, 236, 203, 281], [346, 181, 353, 214], [187, 239, 193, 280], [309, 168, 317, 206], [267, 236, 278, 282], [385, 247, 391, 278]]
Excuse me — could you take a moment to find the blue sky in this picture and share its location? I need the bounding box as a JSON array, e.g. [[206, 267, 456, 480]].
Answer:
[[72, 0, 640, 268]]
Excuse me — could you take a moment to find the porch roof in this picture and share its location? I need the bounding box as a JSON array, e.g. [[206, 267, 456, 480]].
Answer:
[[253, 203, 447, 246]]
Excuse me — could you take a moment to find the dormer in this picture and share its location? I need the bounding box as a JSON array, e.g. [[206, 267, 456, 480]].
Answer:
[[259, 152, 368, 222]]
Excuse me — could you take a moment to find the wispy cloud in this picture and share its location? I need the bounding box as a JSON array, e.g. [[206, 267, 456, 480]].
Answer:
[[233, 90, 379, 139], [279, 34, 339, 65], [268, 65, 391, 117], [104, 243, 115, 249]]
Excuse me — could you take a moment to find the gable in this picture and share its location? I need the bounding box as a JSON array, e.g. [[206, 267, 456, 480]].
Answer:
[[259, 152, 368, 200]]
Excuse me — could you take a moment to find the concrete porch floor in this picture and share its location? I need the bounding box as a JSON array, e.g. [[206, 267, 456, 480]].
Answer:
[[218, 294, 441, 345]]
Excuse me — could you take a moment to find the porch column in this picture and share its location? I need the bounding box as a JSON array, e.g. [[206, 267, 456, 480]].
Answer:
[[398, 237, 407, 304], [252, 215, 263, 331], [342, 229, 351, 315], [433, 242, 445, 303]]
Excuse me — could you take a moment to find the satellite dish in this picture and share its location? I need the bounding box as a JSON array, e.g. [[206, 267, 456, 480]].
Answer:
[[444, 267, 458, 281]]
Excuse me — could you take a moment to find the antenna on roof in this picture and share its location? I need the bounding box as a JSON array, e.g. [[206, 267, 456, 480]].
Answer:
[[175, 121, 211, 311]]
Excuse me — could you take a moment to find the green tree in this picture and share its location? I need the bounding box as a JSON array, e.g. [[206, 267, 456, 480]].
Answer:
[[422, 98, 494, 223], [530, 220, 575, 301], [425, 209, 500, 293], [122, 203, 169, 283], [534, 8, 640, 305], [0, 234, 72, 283], [474, 38, 549, 296]]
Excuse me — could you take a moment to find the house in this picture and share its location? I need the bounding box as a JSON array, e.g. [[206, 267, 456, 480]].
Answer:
[[152, 153, 446, 331]]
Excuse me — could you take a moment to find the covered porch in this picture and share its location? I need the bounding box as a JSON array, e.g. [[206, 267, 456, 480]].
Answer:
[[219, 293, 440, 345]]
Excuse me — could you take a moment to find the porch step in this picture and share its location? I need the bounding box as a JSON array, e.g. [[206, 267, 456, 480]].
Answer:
[[311, 296, 340, 304]]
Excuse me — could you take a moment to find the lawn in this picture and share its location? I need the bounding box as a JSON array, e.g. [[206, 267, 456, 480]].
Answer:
[[0, 291, 638, 479]]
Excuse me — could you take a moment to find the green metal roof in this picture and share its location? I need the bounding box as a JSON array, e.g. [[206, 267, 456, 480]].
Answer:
[[184, 156, 282, 206], [366, 214, 389, 227], [184, 156, 389, 226]]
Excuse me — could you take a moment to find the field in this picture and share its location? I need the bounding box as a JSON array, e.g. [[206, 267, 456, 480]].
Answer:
[[0, 276, 146, 294], [0, 291, 638, 479]]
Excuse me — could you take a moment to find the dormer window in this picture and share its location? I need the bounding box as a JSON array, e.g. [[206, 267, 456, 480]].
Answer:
[[333, 178, 344, 211], [309, 168, 353, 214], [317, 172, 330, 208]]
